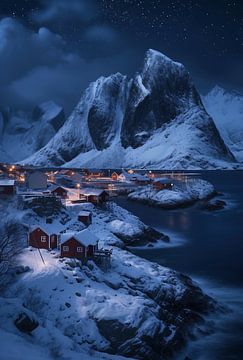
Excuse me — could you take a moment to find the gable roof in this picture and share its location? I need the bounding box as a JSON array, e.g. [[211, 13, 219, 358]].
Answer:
[[48, 184, 68, 192], [153, 177, 172, 184], [29, 225, 57, 235], [79, 188, 107, 196], [78, 211, 91, 217], [60, 229, 98, 246], [0, 179, 15, 186], [120, 171, 149, 181]]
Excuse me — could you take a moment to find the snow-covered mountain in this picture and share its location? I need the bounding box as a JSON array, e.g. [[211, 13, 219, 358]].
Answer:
[[202, 86, 243, 162], [23, 50, 236, 169], [0, 101, 65, 162]]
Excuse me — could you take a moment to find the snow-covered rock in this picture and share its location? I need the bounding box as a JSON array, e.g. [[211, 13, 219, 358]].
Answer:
[[202, 86, 243, 162], [106, 202, 169, 245], [0, 101, 65, 162], [23, 49, 235, 169], [128, 179, 215, 208]]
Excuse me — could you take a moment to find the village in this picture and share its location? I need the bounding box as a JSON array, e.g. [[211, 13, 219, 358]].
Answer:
[[0, 165, 179, 265], [0, 164, 218, 268]]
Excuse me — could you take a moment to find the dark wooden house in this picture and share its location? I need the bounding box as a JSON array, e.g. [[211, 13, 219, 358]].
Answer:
[[60, 229, 98, 259], [79, 189, 109, 204], [28, 226, 58, 249], [78, 211, 92, 226], [0, 179, 15, 196]]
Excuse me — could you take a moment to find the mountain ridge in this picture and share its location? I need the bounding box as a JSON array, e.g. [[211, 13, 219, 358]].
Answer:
[[18, 49, 238, 168]]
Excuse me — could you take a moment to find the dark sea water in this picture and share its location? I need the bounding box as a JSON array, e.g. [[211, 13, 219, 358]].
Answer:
[[114, 171, 243, 360]]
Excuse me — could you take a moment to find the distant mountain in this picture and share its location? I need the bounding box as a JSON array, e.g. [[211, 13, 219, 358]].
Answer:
[[202, 86, 243, 162], [0, 101, 65, 162], [20, 50, 237, 168]]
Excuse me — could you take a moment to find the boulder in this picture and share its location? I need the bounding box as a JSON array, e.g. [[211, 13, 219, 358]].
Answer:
[[14, 312, 39, 333]]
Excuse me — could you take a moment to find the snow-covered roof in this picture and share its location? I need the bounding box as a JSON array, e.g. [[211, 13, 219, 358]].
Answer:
[[78, 211, 91, 217], [0, 179, 15, 186], [29, 225, 57, 235], [154, 178, 172, 184], [48, 184, 67, 192], [60, 229, 98, 246], [80, 188, 107, 196], [121, 172, 149, 181]]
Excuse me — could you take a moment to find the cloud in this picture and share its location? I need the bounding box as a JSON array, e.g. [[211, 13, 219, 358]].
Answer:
[[0, 17, 65, 86], [0, 8, 131, 114], [85, 25, 118, 44], [33, 0, 97, 24], [5, 50, 137, 113]]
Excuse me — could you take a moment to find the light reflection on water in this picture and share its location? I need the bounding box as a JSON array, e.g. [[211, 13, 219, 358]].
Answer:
[[114, 171, 243, 359]]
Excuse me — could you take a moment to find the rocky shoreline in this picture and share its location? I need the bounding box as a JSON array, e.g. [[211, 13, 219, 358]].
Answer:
[[0, 198, 220, 360]]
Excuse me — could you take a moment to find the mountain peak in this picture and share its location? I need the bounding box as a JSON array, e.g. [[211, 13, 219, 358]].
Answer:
[[144, 48, 184, 71]]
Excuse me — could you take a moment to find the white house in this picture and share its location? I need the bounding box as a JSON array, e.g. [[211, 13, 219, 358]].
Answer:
[[26, 171, 48, 190]]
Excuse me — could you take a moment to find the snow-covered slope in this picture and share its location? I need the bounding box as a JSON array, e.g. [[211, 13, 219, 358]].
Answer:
[[24, 49, 235, 169], [0, 198, 216, 359], [0, 101, 65, 162], [202, 86, 243, 162]]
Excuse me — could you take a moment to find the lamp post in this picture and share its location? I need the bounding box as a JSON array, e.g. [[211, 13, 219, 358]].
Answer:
[[76, 183, 80, 200]]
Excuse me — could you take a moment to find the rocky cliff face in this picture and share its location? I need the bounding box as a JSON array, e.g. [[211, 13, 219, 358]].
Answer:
[[121, 49, 202, 148], [23, 49, 236, 169], [0, 101, 65, 162], [202, 86, 243, 162]]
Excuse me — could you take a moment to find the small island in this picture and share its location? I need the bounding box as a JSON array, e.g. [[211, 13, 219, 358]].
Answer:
[[128, 176, 216, 209]]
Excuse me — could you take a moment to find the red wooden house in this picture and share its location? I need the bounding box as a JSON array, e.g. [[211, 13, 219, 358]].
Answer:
[[111, 172, 119, 181], [49, 185, 68, 199], [60, 229, 98, 259], [79, 189, 109, 204], [28, 226, 58, 250], [152, 178, 173, 190], [78, 211, 92, 226]]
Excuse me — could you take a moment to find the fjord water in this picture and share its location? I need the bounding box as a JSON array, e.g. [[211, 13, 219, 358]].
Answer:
[[115, 171, 243, 359]]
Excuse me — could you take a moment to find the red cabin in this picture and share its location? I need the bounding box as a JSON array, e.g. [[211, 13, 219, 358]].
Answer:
[[50, 185, 68, 199], [78, 211, 92, 226], [60, 229, 98, 259], [111, 172, 119, 181], [153, 178, 173, 191], [79, 189, 109, 204], [28, 226, 58, 249]]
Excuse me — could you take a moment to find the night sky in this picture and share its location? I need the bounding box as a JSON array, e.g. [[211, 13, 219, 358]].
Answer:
[[0, 0, 242, 113]]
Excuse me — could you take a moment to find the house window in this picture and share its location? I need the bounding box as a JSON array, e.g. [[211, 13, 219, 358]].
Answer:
[[41, 236, 47, 242], [63, 246, 69, 252], [77, 247, 83, 252]]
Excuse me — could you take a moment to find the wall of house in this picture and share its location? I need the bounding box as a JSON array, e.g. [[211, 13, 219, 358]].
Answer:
[[27, 172, 47, 189], [61, 238, 86, 259], [0, 185, 15, 195], [52, 188, 67, 198], [29, 228, 50, 249], [50, 234, 58, 249], [78, 215, 92, 226]]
